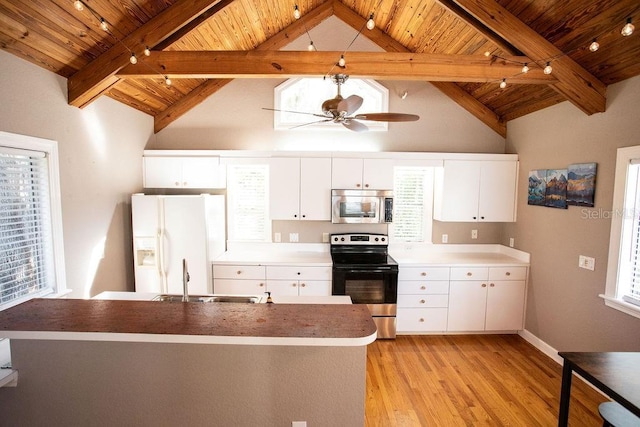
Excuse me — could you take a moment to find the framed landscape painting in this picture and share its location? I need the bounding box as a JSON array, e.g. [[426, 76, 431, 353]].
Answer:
[[567, 162, 597, 207], [545, 169, 568, 209], [528, 169, 547, 206]]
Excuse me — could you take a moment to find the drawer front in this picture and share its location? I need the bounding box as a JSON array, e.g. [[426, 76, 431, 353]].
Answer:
[[450, 267, 489, 280], [488, 266, 528, 281], [398, 266, 450, 281], [397, 308, 448, 332], [213, 265, 265, 280], [213, 279, 266, 294], [397, 294, 449, 308], [266, 266, 332, 281], [398, 280, 449, 295]]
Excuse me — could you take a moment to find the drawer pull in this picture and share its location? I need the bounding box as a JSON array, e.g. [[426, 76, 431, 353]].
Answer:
[[466, 272, 473, 276], [236, 270, 242, 275], [419, 318, 425, 322], [421, 272, 427, 276], [481, 283, 487, 288], [420, 285, 426, 290], [505, 271, 511, 276], [420, 299, 426, 304]]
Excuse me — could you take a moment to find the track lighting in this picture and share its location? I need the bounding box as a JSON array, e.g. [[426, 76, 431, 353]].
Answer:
[[100, 18, 108, 32], [338, 55, 345, 67], [129, 53, 137, 64], [499, 79, 507, 89], [293, 5, 301, 20], [144, 46, 151, 56], [621, 18, 634, 36], [543, 62, 553, 75], [307, 41, 315, 51], [589, 39, 600, 52], [521, 63, 529, 73], [367, 14, 375, 30], [165, 76, 172, 86], [73, 0, 83, 11]]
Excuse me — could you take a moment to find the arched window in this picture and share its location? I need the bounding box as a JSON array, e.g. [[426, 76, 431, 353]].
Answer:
[[273, 77, 389, 131]]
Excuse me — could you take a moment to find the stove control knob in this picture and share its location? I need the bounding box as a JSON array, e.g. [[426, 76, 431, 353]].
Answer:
[[340, 237, 345, 241], [381, 237, 386, 242], [333, 237, 339, 242], [374, 237, 379, 242]]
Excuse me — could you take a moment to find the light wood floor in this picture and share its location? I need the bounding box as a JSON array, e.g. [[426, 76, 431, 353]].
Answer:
[[365, 335, 605, 426]]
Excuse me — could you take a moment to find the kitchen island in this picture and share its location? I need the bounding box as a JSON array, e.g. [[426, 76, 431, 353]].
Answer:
[[0, 298, 376, 426]]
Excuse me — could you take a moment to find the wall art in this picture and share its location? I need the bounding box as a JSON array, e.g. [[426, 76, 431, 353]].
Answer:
[[528, 169, 547, 206], [567, 162, 597, 207], [545, 169, 568, 209]]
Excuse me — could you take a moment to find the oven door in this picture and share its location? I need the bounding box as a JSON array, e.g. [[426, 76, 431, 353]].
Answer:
[[332, 266, 398, 305]]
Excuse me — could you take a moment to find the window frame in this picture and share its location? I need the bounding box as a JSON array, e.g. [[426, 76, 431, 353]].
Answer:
[[0, 131, 67, 311], [389, 166, 434, 244], [603, 145, 640, 319]]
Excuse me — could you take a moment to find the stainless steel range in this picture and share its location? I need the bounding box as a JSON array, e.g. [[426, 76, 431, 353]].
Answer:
[[330, 233, 398, 339]]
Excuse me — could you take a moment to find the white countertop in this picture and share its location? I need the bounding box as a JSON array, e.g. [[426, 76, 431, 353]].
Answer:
[[390, 244, 530, 266], [214, 243, 332, 266]]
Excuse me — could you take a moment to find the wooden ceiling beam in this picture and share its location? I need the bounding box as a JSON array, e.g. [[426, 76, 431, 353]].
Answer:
[[120, 50, 555, 84], [153, 0, 334, 133], [446, 0, 606, 115], [333, 0, 506, 137], [67, 0, 235, 108]]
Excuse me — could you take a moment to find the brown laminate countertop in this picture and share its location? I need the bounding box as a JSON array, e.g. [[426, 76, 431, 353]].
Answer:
[[0, 299, 377, 346]]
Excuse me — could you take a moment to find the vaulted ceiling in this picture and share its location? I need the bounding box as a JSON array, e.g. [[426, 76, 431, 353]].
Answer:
[[1, 0, 639, 137]]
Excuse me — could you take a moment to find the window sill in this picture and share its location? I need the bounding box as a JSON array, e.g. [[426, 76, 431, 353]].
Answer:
[[0, 369, 18, 388], [599, 294, 640, 320]]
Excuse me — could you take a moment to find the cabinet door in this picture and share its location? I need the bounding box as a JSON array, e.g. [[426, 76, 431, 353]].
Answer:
[[144, 157, 182, 188], [447, 281, 487, 331], [213, 279, 266, 295], [434, 160, 482, 221], [363, 159, 395, 189], [478, 161, 517, 222], [485, 281, 526, 330], [269, 157, 301, 220], [332, 158, 364, 189], [299, 280, 331, 296], [181, 157, 224, 188], [300, 157, 331, 220], [268, 280, 300, 296]]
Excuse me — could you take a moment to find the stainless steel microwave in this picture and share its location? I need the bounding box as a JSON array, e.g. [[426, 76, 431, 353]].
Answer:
[[331, 189, 394, 224]]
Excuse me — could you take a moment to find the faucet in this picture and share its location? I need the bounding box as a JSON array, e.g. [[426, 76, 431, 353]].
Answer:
[[182, 258, 190, 302]]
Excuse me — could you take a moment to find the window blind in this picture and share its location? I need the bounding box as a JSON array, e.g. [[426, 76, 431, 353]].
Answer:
[[226, 164, 269, 242], [624, 162, 640, 307], [0, 150, 55, 307], [393, 167, 433, 242]]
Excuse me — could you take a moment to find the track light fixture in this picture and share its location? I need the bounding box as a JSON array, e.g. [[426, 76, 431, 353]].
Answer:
[[338, 55, 346, 67], [366, 14, 375, 30], [164, 76, 172, 86], [293, 5, 301, 20], [129, 53, 137, 64], [499, 79, 507, 89], [621, 18, 634, 36], [521, 63, 529, 73], [543, 62, 553, 75], [307, 41, 315, 51], [144, 46, 151, 56]]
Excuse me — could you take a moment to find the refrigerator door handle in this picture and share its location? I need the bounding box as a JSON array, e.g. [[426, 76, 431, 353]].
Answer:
[[158, 228, 168, 294]]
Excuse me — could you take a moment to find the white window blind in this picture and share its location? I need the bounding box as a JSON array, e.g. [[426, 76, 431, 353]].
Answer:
[[623, 161, 640, 306], [226, 164, 270, 242], [0, 149, 56, 307], [392, 167, 434, 242]]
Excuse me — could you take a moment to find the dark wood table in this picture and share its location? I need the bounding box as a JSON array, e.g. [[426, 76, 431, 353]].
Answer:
[[558, 352, 640, 426]]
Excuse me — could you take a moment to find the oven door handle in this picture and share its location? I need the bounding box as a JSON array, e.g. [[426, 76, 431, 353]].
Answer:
[[339, 268, 396, 273]]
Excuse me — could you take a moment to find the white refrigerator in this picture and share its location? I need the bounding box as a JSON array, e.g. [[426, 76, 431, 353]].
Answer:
[[131, 194, 225, 295]]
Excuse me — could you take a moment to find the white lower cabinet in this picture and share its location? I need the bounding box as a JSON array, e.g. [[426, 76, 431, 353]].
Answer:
[[447, 266, 527, 332], [266, 266, 332, 296], [212, 264, 266, 295], [397, 267, 450, 333]]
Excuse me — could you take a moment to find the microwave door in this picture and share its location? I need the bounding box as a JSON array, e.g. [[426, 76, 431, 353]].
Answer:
[[333, 197, 380, 223]]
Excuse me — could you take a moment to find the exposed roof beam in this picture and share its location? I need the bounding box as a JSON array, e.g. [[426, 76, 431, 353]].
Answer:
[[120, 51, 554, 83], [67, 0, 235, 108], [153, 0, 334, 133], [333, 0, 507, 137], [445, 0, 606, 115]]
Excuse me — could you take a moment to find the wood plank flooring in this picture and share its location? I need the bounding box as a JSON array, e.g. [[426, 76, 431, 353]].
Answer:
[[365, 335, 606, 426]]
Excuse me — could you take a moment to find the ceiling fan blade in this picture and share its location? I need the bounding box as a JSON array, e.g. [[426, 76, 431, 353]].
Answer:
[[262, 107, 328, 119], [289, 119, 333, 130], [353, 113, 420, 122], [337, 95, 364, 115], [342, 120, 369, 132]]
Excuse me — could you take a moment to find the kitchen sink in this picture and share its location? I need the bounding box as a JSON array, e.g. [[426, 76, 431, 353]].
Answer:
[[152, 294, 263, 303]]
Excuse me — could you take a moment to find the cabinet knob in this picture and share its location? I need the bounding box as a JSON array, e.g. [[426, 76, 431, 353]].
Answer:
[[236, 270, 242, 275], [301, 283, 306, 287], [364, 184, 369, 188], [302, 214, 306, 218], [420, 299, 426, 304], [480, 216, 485, 220], [490, 283, 495, 287], [297, 272, 301, 275], [292, 283, 297, 287], [259, 283, 264, 287], [294, 214, 298, 218], [466, 272, 473, 276], [175, 181, 180, 186], [356, 183, 361, 188], [505, 272, 511, 276], [420, 285, 426, 290], [473, 216, 477, 220], [481, 283, 487, 288], [421, 272, 427, 276], [419, 318, 425, 322]]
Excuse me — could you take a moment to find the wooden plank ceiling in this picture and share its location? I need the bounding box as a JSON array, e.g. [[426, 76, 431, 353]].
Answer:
[[1, 0, 639, 137]]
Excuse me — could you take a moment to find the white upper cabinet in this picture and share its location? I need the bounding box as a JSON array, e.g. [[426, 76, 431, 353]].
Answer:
[[143, 156, 225, 189], [270, 157, 331, 221], [434, 160, 518, 222], [332, 158, 395, 189]]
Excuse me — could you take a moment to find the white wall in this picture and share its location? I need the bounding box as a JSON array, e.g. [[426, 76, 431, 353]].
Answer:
[[153, 16, 506, 154], [0, 50, 154, 298], [505, 75, 640, 351]]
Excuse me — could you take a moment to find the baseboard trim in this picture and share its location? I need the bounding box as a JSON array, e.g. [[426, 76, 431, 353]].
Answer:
[[518, 329, 563, 365]]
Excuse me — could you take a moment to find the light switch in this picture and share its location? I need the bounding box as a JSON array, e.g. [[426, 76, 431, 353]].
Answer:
[[579, 255, 595, 271], [471, 229, 478, 239], [289, 233, 299, 243]]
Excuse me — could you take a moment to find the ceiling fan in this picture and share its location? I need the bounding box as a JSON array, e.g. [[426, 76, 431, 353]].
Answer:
[[263, 74, 420, 132]]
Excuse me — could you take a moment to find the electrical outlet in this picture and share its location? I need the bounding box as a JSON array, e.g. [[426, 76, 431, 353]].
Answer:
[[442, 234, 448, 243], [289, 233, 299, 243], [471, 229, 478, 239], [274, 232, 281, 243], [322, 232, 330, 243], [292, 422, 307, 427], [509, 237, 515, 248], [579, 255, 595, 271]]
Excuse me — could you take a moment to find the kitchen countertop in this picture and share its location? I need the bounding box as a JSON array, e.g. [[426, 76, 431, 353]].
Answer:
[[390, 244, 530, 266], [214, 250, 332, 266], [93, 291, 352, 304], [0, 298, 375, 346]]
